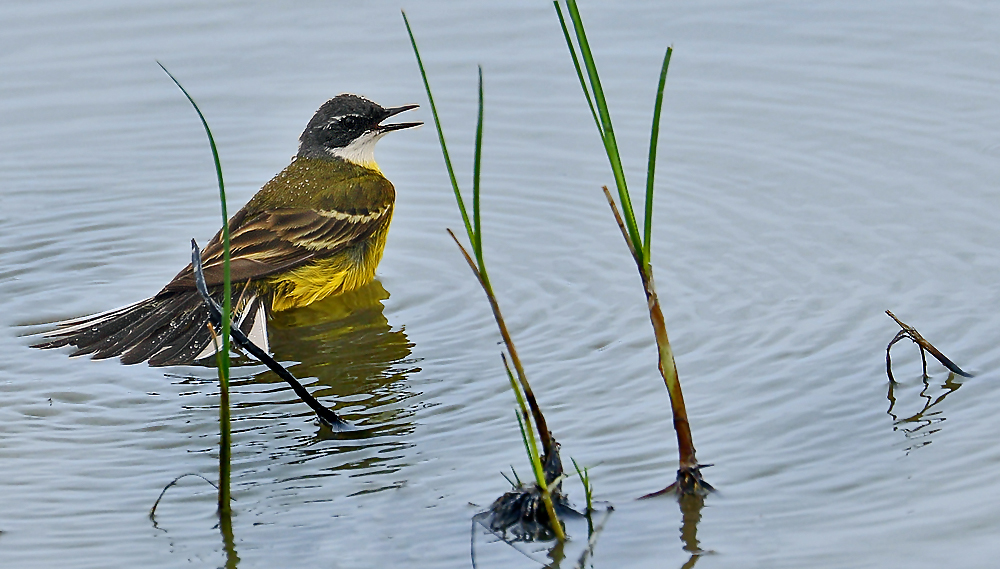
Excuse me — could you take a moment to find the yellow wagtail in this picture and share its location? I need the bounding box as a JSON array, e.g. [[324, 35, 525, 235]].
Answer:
[[34, 94, 420, 366]]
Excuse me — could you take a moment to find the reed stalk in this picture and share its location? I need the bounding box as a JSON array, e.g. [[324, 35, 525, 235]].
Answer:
[[158, 62, 234, 513], [555, 1, 710, 494], [403, 11, 566, 539]]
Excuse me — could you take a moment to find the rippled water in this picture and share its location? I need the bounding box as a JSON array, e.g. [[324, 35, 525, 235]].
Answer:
[[3, 1, 1000, 567]]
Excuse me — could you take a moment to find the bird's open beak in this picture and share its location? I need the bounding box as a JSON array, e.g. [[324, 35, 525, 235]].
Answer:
[[378, 103, 422, 132]]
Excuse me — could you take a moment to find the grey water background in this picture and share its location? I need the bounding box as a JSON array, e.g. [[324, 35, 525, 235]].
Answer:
[[2, 0, 999, 567]]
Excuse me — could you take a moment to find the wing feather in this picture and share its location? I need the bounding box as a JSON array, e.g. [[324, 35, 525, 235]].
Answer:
[[162, 203, 391, 292]]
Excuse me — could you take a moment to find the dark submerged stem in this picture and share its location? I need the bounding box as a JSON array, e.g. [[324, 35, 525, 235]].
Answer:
[[190, 241, 350, 430]]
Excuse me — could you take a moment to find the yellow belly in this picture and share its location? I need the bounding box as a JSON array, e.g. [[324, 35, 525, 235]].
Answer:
[[265, 224, 390, 312]]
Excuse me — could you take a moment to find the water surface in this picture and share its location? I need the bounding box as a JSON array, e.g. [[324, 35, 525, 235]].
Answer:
[[2, 1, 999, 567]]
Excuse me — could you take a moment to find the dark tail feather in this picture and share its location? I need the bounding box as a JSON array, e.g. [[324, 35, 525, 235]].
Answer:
[[117, 293, 209, 365], [33, 290, 269, 367], [34, 300, 159, 353], [89, 294, 203, 361]]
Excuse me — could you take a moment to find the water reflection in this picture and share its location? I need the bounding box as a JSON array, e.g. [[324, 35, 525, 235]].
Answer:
[[266, 279, 418, 427], [677, 494, 709, 569], [219, 508, 240, 569], [173, 279, 420, 482], [261, 280, 420, 477], [470, 504, 612, 568], [886, 372, 964, 454]]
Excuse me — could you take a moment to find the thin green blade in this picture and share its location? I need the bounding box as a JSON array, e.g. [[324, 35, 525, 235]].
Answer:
[[643, 46, 672, 263]]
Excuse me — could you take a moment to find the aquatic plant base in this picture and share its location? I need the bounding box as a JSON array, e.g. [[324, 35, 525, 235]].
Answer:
[[471, 500, 613, 568], [477, 484, 580, 542], [639, 465, 715, 499]]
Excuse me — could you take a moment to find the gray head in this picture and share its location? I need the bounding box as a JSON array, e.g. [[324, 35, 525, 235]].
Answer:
[[297, 94, 421, 168]]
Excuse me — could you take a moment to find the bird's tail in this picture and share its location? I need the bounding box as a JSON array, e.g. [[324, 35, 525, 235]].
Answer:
[[32, 288, 270, 367]]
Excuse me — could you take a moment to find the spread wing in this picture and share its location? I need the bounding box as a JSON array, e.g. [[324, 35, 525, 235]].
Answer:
[[161, 204, 392, 293]]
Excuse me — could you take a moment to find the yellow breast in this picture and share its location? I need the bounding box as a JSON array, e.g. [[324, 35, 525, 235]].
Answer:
[[265, 218, 392, 312]]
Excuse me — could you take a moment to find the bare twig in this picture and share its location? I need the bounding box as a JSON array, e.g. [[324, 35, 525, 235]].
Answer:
[[149, 473, 218, 521], [885, 310, 972, 383], [603, 185, 640, 266]]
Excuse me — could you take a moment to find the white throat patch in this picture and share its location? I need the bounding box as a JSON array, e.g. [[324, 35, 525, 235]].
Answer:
[[325, 130, 387, 171]]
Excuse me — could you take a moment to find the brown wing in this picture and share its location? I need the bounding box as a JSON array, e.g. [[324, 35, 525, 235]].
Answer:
[[160, 204, 392, 293]]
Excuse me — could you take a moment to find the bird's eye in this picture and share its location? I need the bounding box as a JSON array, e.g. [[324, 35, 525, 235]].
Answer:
[[340, 115, 363, 130]]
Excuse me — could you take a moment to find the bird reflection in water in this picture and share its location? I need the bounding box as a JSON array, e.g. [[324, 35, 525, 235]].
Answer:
[[886, 372, 963, 454], [153, 280, 416, 563], [228, 279, 420, 475]]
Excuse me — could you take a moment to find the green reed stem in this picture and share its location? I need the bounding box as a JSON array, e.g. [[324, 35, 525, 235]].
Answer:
[[405, 12, 565, 537], [571, 457, 593, 513], [402, 11, 476, 249], [515, 409, 565, 542], [505, 355, 546, 489], [557, 4, 708, 493], [644, 47, 671, 263], [553, 3, 600, 135], [473, 66, 486, 273], [158, 62, 232, 514], [219, 504, 240, 569], [557, 0, 642, 263]]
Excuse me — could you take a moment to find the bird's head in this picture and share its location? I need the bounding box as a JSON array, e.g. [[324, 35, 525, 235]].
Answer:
[[297, 94, 421, 170]]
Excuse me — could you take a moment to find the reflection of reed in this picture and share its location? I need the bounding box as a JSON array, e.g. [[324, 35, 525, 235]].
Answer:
[[678, 494, 708, 568], [886, 373, 963, 454], [219, 507, 240, 569]]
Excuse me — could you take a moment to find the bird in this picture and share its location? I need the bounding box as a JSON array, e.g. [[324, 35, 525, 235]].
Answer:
[[33, 94, 421, 366]]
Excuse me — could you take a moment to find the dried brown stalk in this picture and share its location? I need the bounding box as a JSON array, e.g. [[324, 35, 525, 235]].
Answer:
[[447, 229, 566, 541], [447, 229, 557, 462], [602, 187, 712, 496]]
